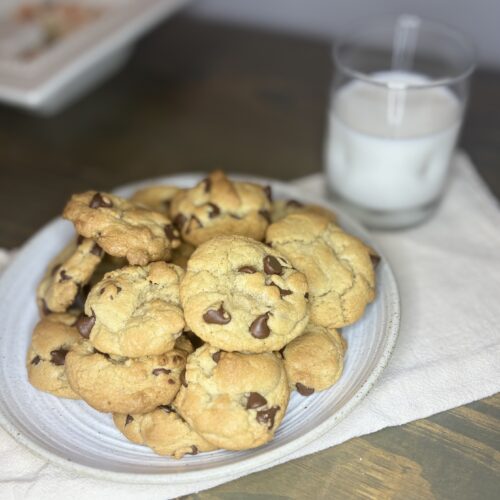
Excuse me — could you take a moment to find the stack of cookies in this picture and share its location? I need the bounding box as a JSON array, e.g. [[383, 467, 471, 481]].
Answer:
[[27, 170, 378, 458]]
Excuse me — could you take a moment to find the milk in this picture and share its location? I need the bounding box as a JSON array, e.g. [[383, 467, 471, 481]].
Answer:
[[325, 71, 462, 227]]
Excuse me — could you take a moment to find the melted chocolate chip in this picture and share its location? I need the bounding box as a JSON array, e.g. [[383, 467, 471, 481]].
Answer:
[[50, 348, 68, 366], [31, 355, 41, 365], [125, 415, 134, 426], [180, 369, 187, 387], [238, 266, 257, 274], [76, 313, 95, 339], [256, 406, 280, 429], [90, 243, 103, 257], [59, 270, 71, 281], [164, 224, 177, 240], [296, 383, 315, 396], [152, 368, 171, 376], [173, 213, 188, 230], [212, 351, 221, 363], [188, 445, 198, 455], [159, 404, 175, 413], [89, 192, 113, 209], [287, 199, 304, 208], [264, 185, 272, 202], [304, 292, 309, 299], [203, 304, 231, 325], [259, 209, 271, 224], [207, 203, 220, 218], [276, 286, 293, 298], [246, 392, 267, 409], [263, 255, 283, 275], [201, 177, 211, 193], [371, 253, 381, 268], [249, 312, 270, 339], [51, 264, 61, 276]]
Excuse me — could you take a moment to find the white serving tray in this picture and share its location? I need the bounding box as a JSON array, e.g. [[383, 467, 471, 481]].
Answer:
[[0, 0, 189, 114]]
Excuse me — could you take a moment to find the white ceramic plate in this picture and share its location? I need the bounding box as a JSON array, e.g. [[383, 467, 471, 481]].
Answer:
[[0, 174, 399, 484]]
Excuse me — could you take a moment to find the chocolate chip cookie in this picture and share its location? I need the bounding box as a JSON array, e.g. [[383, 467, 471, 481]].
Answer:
[[282, 324, 346, 396], [26, 313, 81, 399], [170, 170, 271, 246], [266, 212, 376, 328], [37, 236, 103, 315], [63, 191, 181, 265], [131, 185, 181, 213], [65, 341, 187, 414], [175, 344, 289, 450], [113, 405, 217, 459], [78, 262, 185, 357], [180, 235, 309, 353]]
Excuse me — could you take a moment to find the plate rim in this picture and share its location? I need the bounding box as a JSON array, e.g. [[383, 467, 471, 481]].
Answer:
[[0, 173, 400, 484]]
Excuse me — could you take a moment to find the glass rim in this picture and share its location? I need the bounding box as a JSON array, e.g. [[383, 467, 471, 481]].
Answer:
[[333, 14, 476, 90]]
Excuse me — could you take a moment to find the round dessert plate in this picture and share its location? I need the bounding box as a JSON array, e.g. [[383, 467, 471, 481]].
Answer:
[[0, 174, 400, 484]]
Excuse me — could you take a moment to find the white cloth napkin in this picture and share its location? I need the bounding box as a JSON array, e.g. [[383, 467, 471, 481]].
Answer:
[[0, 152, 499, 499]]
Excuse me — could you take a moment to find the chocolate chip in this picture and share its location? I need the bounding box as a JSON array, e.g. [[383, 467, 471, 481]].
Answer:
[[304, 292, 309, 299], [256, 406, 280, 429], [90, 243, 103, 257], [59, 270, 71, 281], [76, 313, 95, 338], [164, 224, 177, 240], [180, 369, 187, 387], [263, 255, 283, 275], [188, 445, 198, 455], [238, 266, 256, 274], [259, 209, 271, 224], [173, 213, 187, 230], [212, 351, 221, 363], [371, 253, 381, 268], [203, 304, 231, 325], [207, 203, 220, 218], [41, 299, 52, 316], [158, 404, 175, 413], [249, 312, 270, 339], [264, 185, 272, 202], [125, 415, 134, 425], [76, 235, 84, 245], [287, 199, 304, 208], [201, 177, 211, 193], [51, 264, 61, 276], [276, 286, 292, 298], [116, 286, 122, 294], [50, 348, 68, 366], [296, 383, 315, 396], [89, 192, 113, 209], [152, 368, 171, 376], [168, 379, 175, 384], [246, 392, 267, 409], [99, 288, 105, 295], [31, 355, 41, 365]]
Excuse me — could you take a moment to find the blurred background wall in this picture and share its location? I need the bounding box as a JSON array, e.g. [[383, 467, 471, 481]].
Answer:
[[189, 0, 499, 69]]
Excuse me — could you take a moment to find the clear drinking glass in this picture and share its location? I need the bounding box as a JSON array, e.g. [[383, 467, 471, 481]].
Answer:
[[324, 15, 475, 229]]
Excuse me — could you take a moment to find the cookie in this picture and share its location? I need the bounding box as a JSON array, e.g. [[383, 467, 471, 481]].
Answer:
[[180, 235, 309, 353], [131, 185, 181, 213], [37, 236, 103, 315], [271, 199, 337, 223], [63, 191, 181, 265], [282, 324, 346, 396], [78, 262, 185, 357], [65, 341, 187, 414], [266, 212, 376, 328], [113, 405, 217, 459], [170, 170, 271, 246], [26, 313, 81, 399], [175, 344, 289, 450]]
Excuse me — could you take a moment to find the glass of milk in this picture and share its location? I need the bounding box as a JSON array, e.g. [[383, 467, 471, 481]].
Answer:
[[325, 15, 475, 229]]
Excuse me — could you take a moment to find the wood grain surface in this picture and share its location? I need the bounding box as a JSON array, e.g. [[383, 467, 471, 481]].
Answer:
[[0, 14, 498, 499]]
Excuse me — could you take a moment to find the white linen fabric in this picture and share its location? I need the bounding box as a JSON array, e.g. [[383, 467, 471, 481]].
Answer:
[[0, 152, 498, 499]]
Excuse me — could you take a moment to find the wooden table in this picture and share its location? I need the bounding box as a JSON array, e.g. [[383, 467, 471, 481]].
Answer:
[[0, 14, 498, 499]]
